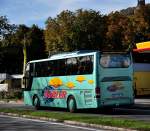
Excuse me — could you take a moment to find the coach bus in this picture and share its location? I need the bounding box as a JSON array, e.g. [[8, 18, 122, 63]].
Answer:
[[23, 51, 134, 112], [133, 42, 150, 96]]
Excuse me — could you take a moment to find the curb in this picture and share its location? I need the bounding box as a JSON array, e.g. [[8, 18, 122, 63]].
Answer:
[[64, 120, 137, 131], [0, 112, 137, 131]]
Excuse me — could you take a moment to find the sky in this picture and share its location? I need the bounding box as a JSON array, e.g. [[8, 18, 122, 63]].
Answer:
[[0, 0, 150, 28]]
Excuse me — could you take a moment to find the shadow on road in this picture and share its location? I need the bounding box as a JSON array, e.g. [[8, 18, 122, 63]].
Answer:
[[39, 105, 150, 115]]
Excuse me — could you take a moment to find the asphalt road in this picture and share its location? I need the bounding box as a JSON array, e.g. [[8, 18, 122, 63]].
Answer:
[[0, 115, 105, 131]]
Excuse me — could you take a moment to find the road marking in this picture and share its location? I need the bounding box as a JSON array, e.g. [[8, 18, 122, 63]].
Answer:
[[0, 115, 104, 131]]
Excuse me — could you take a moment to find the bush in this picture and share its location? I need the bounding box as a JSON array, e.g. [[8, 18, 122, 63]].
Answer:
[[0, 90, 23, 100]]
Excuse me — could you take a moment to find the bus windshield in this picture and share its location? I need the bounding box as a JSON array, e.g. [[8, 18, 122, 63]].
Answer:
[[100, 53, 131, 68]]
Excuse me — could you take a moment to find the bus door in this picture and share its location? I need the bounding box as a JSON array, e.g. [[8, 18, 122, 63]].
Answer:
[[98, 53, 134, 107], [24, 63, 34, 105]]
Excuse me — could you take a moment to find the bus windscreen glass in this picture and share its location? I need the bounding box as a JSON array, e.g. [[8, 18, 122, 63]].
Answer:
[[100, 54, 131, 68]]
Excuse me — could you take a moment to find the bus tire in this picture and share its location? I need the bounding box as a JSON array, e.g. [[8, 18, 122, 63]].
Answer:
[[33, 95, 40, 110], [67, 96, 77, 113]]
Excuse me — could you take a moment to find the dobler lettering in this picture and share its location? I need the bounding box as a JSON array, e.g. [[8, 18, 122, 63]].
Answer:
[[44, 90, 67, 99]]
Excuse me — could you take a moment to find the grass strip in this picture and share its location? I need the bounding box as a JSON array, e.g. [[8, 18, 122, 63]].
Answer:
[[0, 108, 150, 131]]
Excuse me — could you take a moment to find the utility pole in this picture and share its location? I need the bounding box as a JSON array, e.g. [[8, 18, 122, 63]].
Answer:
[[23, 34, 27, 75], [21, 34, 27, 88]]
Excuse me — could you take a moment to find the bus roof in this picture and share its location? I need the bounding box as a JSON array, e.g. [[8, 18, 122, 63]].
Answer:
[[49, 50, 98, 58], [28, 50, 98, 63]]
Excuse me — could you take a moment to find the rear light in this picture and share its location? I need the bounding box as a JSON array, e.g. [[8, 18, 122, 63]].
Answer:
[[95, 87, 100, 98]]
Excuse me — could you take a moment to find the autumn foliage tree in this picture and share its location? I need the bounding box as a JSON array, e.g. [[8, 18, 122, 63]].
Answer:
[[134, 4, 150, 42], [106, 12, 135, 51], [44, 9, 107, 53]]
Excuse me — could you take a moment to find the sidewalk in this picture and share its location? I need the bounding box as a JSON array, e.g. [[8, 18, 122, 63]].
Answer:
[[0, 99, 23, 104]]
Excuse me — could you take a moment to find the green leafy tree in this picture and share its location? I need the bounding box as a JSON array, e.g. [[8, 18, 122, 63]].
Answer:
[[11, 25, 30, 73], [0, 16, 17, 73], [45, 10, 75, 53], [1, 22, 46, 74], [72, 9, 107, 50], [11, 24, 46, 73], [45, 9, 107, 53], [26, 24, 46, 61], [0, 16, 16, 41]]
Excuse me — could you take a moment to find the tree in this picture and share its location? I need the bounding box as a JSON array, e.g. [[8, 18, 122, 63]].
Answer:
[[0, 21, 46, 74], [0, 16, 16, 41], [45, 10, 75, 53], [27, 24, 46, 60], [72, 9, 107, 50], [0, 16, 17, 73], [106, 12, 134, 50], [11, 25, 30, 73], [11, 24, 46, 73], [133, 4, 150, 43], [45, 9, 108, 53]]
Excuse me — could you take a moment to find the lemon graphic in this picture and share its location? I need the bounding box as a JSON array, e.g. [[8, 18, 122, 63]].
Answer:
[[88, 80, 94, 84], [66, 82, 75, 88], [49, 78, 63, 88], [76, 76, 86, 83]]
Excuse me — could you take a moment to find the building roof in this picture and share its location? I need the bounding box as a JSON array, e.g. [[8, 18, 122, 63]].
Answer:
[[0, 73, 23, 80]]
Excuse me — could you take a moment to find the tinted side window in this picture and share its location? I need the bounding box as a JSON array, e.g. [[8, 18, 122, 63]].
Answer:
[[86, 55, 93, 74], [30, 63, 34, 77], [47, 61, 53, 76], [35, 62, 40, 77], [58, 59, 66, 76], [77, 55, 93, 75], [66, 57, 78, 75], [50, 60, 58, 76], [48, 60, 66, 76], [33, 55, 94, 77], [35, 61, 48, 77]]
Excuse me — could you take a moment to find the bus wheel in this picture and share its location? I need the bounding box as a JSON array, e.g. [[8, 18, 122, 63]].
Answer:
[[67, 96, 77, 113], [33, 96, 40, 110]]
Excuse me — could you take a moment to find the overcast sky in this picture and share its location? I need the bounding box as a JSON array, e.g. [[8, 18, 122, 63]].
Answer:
[[0, 0, 150, 28]]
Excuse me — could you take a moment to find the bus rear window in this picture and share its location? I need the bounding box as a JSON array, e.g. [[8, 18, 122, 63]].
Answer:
[[100, 54, 131, 68]]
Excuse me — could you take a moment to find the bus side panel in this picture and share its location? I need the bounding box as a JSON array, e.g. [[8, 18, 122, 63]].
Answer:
[[67, 74, 96, 109], [24, 91, 33, 105], [134, 71, 150, 96], [134, 63, 150, 96], [29, 75, 97, 109]]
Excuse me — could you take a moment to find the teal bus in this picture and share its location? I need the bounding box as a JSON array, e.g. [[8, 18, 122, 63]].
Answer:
[[23, 51, 134, 112]]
